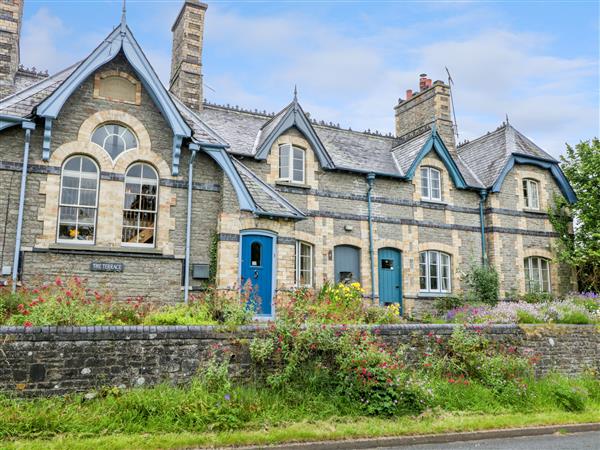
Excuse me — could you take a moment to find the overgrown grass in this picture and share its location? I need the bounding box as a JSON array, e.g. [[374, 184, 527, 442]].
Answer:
[[1, 374, 599, 448], [4, 410, 600, 450]]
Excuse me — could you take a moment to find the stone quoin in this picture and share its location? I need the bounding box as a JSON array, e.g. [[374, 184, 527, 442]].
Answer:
[[0, 0, 577, 316]]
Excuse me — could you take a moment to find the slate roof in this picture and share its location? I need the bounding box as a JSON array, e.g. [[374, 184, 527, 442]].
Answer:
[[0, 63, 80, 117], [232, 159, 306, 219], [200, 104, 400, 176], [170, 95, 227, 146], [457, 124, 557, 187]]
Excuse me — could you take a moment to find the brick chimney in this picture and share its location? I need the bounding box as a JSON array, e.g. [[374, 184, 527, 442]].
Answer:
[[0, 0, 24, 98], [394, 74, 456, 150], [170, 1, 207, 111]]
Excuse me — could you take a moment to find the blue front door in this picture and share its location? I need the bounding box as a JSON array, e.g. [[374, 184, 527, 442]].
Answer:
[[241, 234, 273, 316], [378, 248, 402, 306]]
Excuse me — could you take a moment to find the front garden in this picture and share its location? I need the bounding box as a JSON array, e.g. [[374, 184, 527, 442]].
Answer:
[[1, 276, 599, 449]]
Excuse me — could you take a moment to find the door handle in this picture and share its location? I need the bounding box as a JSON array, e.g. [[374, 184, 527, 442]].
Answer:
[[253, 271, 259, 279]]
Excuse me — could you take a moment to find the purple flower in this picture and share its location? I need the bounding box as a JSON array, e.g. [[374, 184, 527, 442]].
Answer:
[[224, 393, 231, 401]]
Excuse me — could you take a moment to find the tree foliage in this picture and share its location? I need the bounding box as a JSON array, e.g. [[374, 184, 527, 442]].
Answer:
[[549, 138, 600, 292]]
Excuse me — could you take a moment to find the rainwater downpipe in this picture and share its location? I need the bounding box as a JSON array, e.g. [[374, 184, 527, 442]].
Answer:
[[479, 189, 488, 265], [184, 143, 200, 305], [366, 172, 376, 303], [12, 121, 36, 292]]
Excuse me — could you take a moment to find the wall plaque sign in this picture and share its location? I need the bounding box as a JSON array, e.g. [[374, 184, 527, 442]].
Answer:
[[90, 262, 124, 272]]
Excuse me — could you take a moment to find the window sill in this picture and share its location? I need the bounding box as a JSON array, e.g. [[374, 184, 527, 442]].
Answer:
[[419, 199, 447, 207], [275, 180, 311, 190], [48, 243, 163, 255], [417, 292, 452, 298], [522, 208, 545, 215]]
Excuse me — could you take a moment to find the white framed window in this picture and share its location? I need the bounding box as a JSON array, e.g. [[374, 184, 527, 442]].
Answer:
[[295, 241, 313, 287], [57, 155, 99, 244], [122, 163, 158, 247], [522, 179, 540, 210], [420, 167, 442, 201], [279, 144, 305, 184], [419, 250, 451, 293], [91, 123, 138, 160], [524, 257, 551, 293]]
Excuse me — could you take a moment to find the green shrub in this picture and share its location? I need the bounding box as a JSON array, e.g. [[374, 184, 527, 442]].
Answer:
[[516, 310, 544, 324], [520, 291, 554, 304], [434, 295, 465, 314], [462, 264, 499, 306], [144, 303, 212, 325], [559, 310, 593, 324]]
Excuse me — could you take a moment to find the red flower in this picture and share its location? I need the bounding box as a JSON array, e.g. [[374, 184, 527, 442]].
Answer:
[[448, 378, 455, 383], [65, 290, 73, 298], [55, 276, 62, 286], [24, 321, 33, 328]]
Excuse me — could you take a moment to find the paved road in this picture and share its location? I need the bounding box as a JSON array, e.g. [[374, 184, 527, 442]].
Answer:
[[377, 430, 600, 450]]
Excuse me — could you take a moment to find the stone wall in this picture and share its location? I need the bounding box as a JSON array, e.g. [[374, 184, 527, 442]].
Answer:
[[0, 324, 597, 397]]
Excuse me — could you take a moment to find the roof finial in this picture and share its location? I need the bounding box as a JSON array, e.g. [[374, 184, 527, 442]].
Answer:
[[121, 0, 127, 27], [505, 113, 509, 125], [293, 84, 298, 101]]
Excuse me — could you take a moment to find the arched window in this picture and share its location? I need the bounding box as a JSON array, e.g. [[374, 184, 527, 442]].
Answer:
[[419, 250, 451, 293], [522, 178, 540, 210], [524, 257, 551, 292], [58, 155, 99, 244], [122, 163, 158, 246], [420, 167, 442, 201], [91, 123, 138, 160], [279, 144, 305, 184]]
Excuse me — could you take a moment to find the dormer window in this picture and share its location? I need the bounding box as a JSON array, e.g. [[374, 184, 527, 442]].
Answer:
[[91, 123, 138, 160], [279, 144, 305, 184], [523, 179, 540, 210], [421, 167, 441, 201]]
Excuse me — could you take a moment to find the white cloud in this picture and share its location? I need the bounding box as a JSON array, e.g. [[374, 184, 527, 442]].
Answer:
[[200, 5, 597, 158], [20, 8, 69, 72]]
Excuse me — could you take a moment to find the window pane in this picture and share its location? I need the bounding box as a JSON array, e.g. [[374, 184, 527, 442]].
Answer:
[[429, 251, 439, 290], [77, 207, 95, 224], [251, 242, 261, 266], [541, 259, 550, 292], [81, 157, 97, 174], [64, 157, 81, 172], [279, 145, 289, 179], [62, 176, 79, 188], [79, 190, 96, 207], [91, 124, 137, 159], [441, 253, 450, 291], [122, 163, 157, 246], [58, 223, 77, 240], [60, 187, 78, 205], [127, 164, 142, 178], [123, 211, 139, 227], [524, 259, 531, 292], [531, 182, 539, 209], [419, 252, 428, 290], [421, 168, 429, 198]]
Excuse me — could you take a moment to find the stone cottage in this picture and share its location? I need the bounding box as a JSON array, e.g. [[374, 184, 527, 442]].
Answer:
[[0, 0, 576, 316]]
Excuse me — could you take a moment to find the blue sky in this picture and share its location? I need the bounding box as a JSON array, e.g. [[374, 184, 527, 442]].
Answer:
[[20, 0, 599, 158]]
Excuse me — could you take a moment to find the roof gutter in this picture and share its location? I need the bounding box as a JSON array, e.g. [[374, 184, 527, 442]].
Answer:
[[12, 121, 36, 292]]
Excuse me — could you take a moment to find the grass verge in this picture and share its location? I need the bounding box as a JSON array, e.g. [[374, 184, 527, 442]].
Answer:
[[5, 410, 600, 450]]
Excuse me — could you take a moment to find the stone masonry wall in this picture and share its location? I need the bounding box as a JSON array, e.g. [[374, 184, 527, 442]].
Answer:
[[0, 324, 597, 397]]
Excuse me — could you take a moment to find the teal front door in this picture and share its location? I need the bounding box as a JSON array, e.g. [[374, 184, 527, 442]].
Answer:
[[378, 248, 402, 306]]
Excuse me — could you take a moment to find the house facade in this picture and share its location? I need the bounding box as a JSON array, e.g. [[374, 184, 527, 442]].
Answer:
[[0, 0, 576, 316]]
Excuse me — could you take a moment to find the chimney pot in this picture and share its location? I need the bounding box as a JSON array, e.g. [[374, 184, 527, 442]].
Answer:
[[406, 89, 413, 100], [419, 73, 428, 91]]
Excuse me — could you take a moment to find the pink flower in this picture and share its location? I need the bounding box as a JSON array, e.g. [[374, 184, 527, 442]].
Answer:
[[55, 276, 62, 286], [65, 290, 73, 298]]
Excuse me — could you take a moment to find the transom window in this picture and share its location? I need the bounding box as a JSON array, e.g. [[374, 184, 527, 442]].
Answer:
[[523, 179, 540, 210], [279, 144, 305, 184], [524, 257, 551, 293], [122, 163, 158, 246], [419, 250, 451, 293], [91, 123, 138, 160], [295, 241, 313, 287], [421, 167, 441, 201], [58, 155, 99, 244]]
